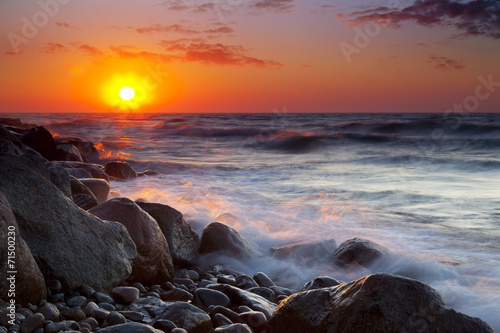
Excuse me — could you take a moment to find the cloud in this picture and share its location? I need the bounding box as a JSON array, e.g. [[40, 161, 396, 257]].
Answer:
[[55, 22, 72, 28], [299, 64, 311, 69], [251, 0, 295, 12], [160, 0, 190, 11], [136, 24, 199, 34], [344, 0, 500, 39], [204, 26, 234, 34], [4, 50, 24, 56], [428, 55, 465, 70], [77, 44, 103, 56], [39, 42, 67, 54]]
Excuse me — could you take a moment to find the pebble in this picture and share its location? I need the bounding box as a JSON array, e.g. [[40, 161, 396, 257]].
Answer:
[[94, 292, 115, 305], [235, 275, 259, 290], [153, 319, 177, 332], [248, 287, 274, 302], [253, 272, 275, 288], [186, 270, 199, 281], [214, 324, 253, 333], [77, 285, 96, 298], [83, 302, 99, 317], [119, 311, 144, 322], [171, 329, 188, 333], [217, 275, 236, 286], [213, 313, 233, 328], [80, 317, 98, 331], [98, 303, 116, 312], [102, 311, 127, 327], [46, 280, 62, 293], [160, 289, 193, 302], [239, 311, 267, 332], [19, 313, 44, 333], [193, 288, 230, 311], [132, 283, 147, 293], [66, 296, 87, 308], [36, 303, 59, 322], [59, 308, 85, 321]]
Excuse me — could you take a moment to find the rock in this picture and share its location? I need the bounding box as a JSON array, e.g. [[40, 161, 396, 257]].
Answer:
[[54, 161, 109, 182], [253, 272, 275, 288], [136, 202, 200, 265], [20, 126, 56, 159], [331, 237, 388, 267], [0, 157, 137, 292], [300, 276, 343, 291], [14, 155, 50, 179], [104, 161, 137, 179], [214, 324, 252, 333], [248, 287, 274, 303], [238, 311, 267, 333], [270, 239, 337, 262], [47, 164, 71, 198], [132, 282, 147, 293], [59, 307, 85, 321], [79, 178, 109, 203], [19, 313, 44, 333], [208, 284, 276, 319], [138, 170, 159, 177], [193, 288, 230, 311], [124, 297, 166, 325], [77, 284, 96, 298], [46, 279, 62, 293], [186, 270, 199, 281], [94, 292, 115, 305], [209, 306, 240, 325], [160, 289, 193, 302], [54, 144, 83, 162], [44, 321, 79, 333], [89, 198, 174, 284], [172, 329, 188, 333], [0, 138, 23, 157], [80, 318, 99, 331], [0, 192, 47, 305], [99, 303, 116, 311], [102, 311, 127, 327], [73, 194, 99, 210], [155, 302, 211, 333], [212, 313, 233, 328], [65, 168, 92, 179], [111, 287, 140, 305], [199, 222, 254, 260], [66, 295, 87, 308], [119, 311, 144, 322], [267, 273, 495, 333], [60, 139, 99, 163], [217, 275, 236, 286], [153, 319, 177, 332], [235, 275, 258, 290], [37, 303, 60, 322], [96, 322, 165, 333]]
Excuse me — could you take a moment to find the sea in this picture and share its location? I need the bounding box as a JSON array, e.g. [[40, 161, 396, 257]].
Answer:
[[5, 112, 500, 330]]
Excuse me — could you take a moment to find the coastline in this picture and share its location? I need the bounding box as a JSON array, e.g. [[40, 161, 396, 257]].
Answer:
[[0, 117, 496, 333]]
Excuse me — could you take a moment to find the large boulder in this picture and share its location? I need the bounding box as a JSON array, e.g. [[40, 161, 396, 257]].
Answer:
[[54, 144, 83, 162], [199, 222, 254, 260], [20, 126, 56, 160], [267, 273, 494, 333], [154, 302, 211, 333], [104, 161, 137, 179], [70, 176, 99, 210], [59, 138, 100, 163], [0, 138, 24, 157], [89, 198, 174, 284], [331, 237, 388, 267], [0, 157, 137, 292], [80, 178, 110, 203], [0, 192, 47, 305], [54, 161, 109, 182], [47, 164, 72, 198], [136, 201, 199, 265], [271, 239, 337, 263]]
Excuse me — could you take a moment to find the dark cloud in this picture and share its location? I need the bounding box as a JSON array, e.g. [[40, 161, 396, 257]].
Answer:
[[251, 0, 295, 12], [344, 0, 500, 39], [428, 55, 465, 70]]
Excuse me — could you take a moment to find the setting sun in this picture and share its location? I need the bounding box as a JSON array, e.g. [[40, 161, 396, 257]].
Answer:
[[119, 87, 135, 101]]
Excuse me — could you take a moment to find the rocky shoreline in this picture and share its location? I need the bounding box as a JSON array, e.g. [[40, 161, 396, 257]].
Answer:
[[0, 118, 495, 333]]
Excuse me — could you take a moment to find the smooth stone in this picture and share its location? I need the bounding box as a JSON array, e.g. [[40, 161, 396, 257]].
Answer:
[[160, 289, 193, 302], [214, 324, 252, 333], [104, 161, 137, 179], [79, 178, 110, 203], [132, 283, 147, 293], [66, 296, 87, 308], [152, 319, 177, 332], [54, 144, 83, 162], [111, 287, 140, 305], [270, 239, 337, 262], [155, 302, 211, 333], [20, 126, 56, 159], [237, 306, 252, 313], [119, 311, 144, 322], [0, 138, 23, 157], [212, 313, 233, 328], [217, 275, 236, 286], [253, 272, 275, 288], [247, 287, 274, 303], [19, 313, 44, 333], [193, 288, 230, 311], [171, 329, 188, 333], [44, 321, 79, 333], [199, 222, 254, 259], [235, 275, 258, 290], [94, 292, 115, 305], [65, 168, 92, 179], [83, 302, 99, 317], [47, 165, 72, 198], [59, 308, 85, 321], [91, 308, 111, 323], [209, 306, 244, 324], [77, 284, 96, 298], [300, 276, 343, 291], [102, 311, 127, 327], [79, 318, 98, 331], [239, 311, 267, 333], [124, 297, 167, 325], [95, 322, 163, 333], [72, 193, 98, 210], [36, 303, 59, 322], [186, 270, 199, 281], [331, 237, 389, 268], [99, 303, 116, 311]]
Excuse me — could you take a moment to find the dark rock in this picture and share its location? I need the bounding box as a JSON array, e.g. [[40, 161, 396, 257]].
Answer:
[[104, 161, 137, 179], [91, 308, 111, 323], [138, 170, 159, 177], [73, 194, 99, 210], [99, 303, 116, 311], [267, 273, 495, 333], [269, 286, 293, 299], [93, 322, 163, 333], [124, 297, 166, 325], [0, 157, 137, 292], [208, 284, 276, 319], [136, 202, 200, 265], [214, 324, 252, 333], [83, 302, 99, 317], [80, 317, 98, 331], [193, 288, 230, 311], [300, 276, 343, 291], [54, 161, 109, 181], [54, 144, 83, 162], [59, 307, 85, 321], [248, 287, 274, 302], [60, 139, 99, 163], [270, 239, 337, 262], [237, 306, 252, 313], [132, 282, 147, 293], [199, 222, 253, 260], [36, 303, 59, 322], [217, 275, 236, 286], [79, 178, 109, 203], [186, 270, 199, 281], [19, 313, 44, 333], [20, 126, 56, 159], [44, 321, 80, 333], [209, 306, 240, 324], [77, 284, 95, 298], [89, 198, 174, 284], [65, 168, 92, 179], [119, 311, 144, 322], [111, 287, 140, 305], [47, 164, 71, 198], [238, 311, 266, 333], [212, 313, 233, 328], [174, 278, 195, 288], [46, 280, 62, 293], [14, 155, 49, 179], [160, 289, 193, 302], [0, 138, 23, 157], [331, 237, 388, 267], [235, 275, 258, 290], [155, 302, 211, 333], [94, 292, 115, 305], [153, 319, 177, 332], [253, 272, 275, 288], [0, 192, 47, 305], [102, 311, 127, 327], [172, 329, 188, 333]]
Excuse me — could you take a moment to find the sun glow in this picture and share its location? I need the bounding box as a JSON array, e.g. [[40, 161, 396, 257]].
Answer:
[[119, 87, 135, 101]]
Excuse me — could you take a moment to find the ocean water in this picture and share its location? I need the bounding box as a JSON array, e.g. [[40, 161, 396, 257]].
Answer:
[[6, 112, 500, 329]]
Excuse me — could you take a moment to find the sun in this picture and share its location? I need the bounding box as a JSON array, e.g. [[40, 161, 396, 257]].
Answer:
[[119, 87, 135, 101]]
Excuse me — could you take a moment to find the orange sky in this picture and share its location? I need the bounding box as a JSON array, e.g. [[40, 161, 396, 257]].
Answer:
[[1, 0, 499, 113]]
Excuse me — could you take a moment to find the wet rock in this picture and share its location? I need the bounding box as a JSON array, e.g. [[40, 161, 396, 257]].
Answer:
[[153, 319, 176, 332], [155, 302, 211, 333], [77, 285, 95, 298], [89, 198, 174, 284], [238, 311, 267, 333], [79, 178, 109, 203], [119, 311, 144, 322], [102, 311, 127, 327], [104, 161, 137, 179], [267, 273, 495, 333], [94, 292, 115, 305], [20, 126, 56, 160], [209, 306, 240, 324], [248, 287, 274, 303], [331, 237, 388, 267], [111, 287, 140, 305], [300, 276, 343, 291], [235, 275, 258, 290], [0, 138, 23, 157], [44, 321, 79, 333], [60, 307, 85, 321], [270, 239, 337, 263], [66, 168, 92, 179], [99, 303, 116, 312], [160, 289, 193, 302], [72, 194, 99, 210], [212, 314, 233, 328], [55, 161, 109, 182], [214, 324, 252, 333], [136, 201, 200, 265], [0, 192, 47, 305], [125, 297, 166, 325], [0, 158, 137, 292], [54, 144, 83, 162], [217, 275, 236, 286], [199, 222, 254, 260], [19, 313, 44, 333], [193, 288, 230, 311], [80, 317, 98, 331], [253, 272, 275, 288]]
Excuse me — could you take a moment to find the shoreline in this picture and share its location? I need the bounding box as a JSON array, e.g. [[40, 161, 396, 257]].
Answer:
[[0, 117, 495, 333]]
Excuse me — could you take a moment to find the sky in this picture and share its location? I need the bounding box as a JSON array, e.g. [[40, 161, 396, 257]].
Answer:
[[0, 0, 499, 113]]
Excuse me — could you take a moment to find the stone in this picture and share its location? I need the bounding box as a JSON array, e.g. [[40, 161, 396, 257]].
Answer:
[[59, 308, 85, 321], [37, 303, 60, 322], [95, 322, 165, 333], [217, 275, 236, 286], [214, 324, 252, 333], [54, 161, 109, 182], [238, 311, 267, 333], [124, 297, 166, 325], [94, 292, 115, 305], [199, 222, 254, 259], [331, 237, 388, 267], [119, 311, 144, 322], [19, 313, 44, 333], [102, 311, 127, 327], [267, 273, 495, 333], [20, 126, 56, 159], [72, 194, 99, 210], [212, 313, 233, 328], [111, 287, 140, 305], [77, 284, 95, 298], [104, 161, 137, 179], [54, 144, 83, 162], [160, 289, 193, 302], [300, 276, 343, 291], [186, 270, 199, 281], [0, 138, 23, 157], [155, 302, 211, 333], [138, 170, 159, 177], [136, 202, 200, 265], [89, 198, 174, 284], [235, 275, 258, 290], [60, 139, 99, 163], [172, 329, 188, 333], [253, 272, 275, 288], [0, 192, 47, 305], [0, 157, 137, 292], [270, 239, 337, 263], [193, 288, 230, 311], [153, 319, 177, 332], [46, 280, 62, 293], [132, 282, 147, 293], [47, 165, 71, 198], [14, 155, 49, 179], [79, 178, 109, 203], [209, 306, 240, 324], [209, 284, 276, 319], [80, 317, 98, 331], [248, 287, 274, 302], [99, 303, 116, 311], [65, 168, 92, 179]]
